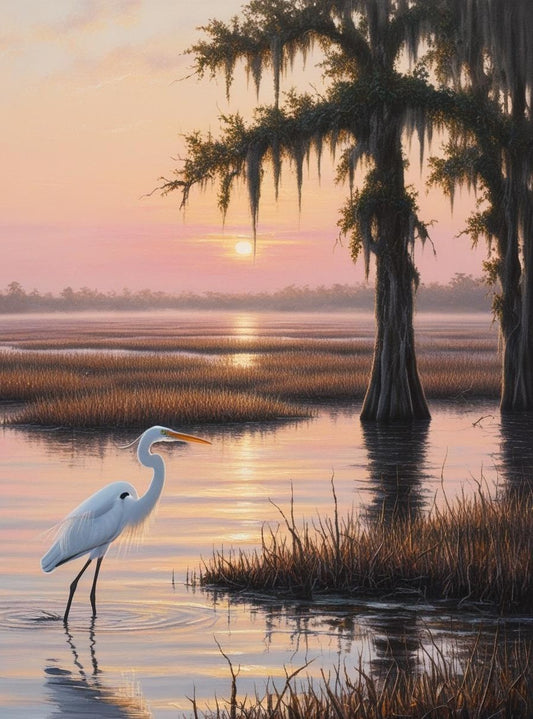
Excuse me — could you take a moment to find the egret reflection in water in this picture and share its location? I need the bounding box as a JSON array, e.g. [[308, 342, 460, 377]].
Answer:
[[45, 623, 151, 718]]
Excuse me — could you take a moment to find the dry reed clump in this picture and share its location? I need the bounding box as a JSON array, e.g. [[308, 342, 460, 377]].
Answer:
[[194, 634, 533, 719], [199, 487, 533, 614], [193, 635, 533, 718]]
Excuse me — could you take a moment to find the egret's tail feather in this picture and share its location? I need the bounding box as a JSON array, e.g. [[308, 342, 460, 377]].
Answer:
[[41, 543, 62, 573]]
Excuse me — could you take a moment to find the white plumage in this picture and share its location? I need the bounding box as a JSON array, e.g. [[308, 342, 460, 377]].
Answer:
[[41, 481, 138, 572], [41, 425, 210, 622]]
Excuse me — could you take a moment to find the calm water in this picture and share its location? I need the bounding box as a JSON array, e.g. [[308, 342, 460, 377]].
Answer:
[[1, 310, 532, 717]]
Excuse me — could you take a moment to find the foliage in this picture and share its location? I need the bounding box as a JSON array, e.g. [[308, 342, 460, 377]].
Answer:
[[0, 276, 491, 313], [338, 175, 429, 277], [160, 1, 453, 261], [424, 0, 533, 411]]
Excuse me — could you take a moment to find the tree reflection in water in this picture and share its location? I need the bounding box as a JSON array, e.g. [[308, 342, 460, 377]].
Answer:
[[361, 419, 430, 525], [45, 622, 151, 719], [499, 412, 533, 499], [365, 610, 420, 679], [360, 419, 433, 684]]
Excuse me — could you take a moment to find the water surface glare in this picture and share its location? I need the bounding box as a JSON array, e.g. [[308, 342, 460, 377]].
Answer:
[[1, 311, 533, 717]]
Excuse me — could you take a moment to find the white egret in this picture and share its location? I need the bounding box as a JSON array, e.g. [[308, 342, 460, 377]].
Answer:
[[41, 425, 211, 623]]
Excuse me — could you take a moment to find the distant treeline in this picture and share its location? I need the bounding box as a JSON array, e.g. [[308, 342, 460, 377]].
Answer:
[[0, 275, 491, 313]]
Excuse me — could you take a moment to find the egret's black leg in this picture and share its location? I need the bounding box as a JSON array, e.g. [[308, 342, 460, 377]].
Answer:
[[64, 558, 92, 623], [89, 556, 104, 618]]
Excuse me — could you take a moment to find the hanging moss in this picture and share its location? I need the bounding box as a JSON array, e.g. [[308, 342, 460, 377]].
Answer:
[[427, 0, 533, 411], [160, 0, 473, 420]]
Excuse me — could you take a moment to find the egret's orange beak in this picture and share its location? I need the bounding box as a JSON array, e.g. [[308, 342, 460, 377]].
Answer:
[[163, 430, 211, 445]]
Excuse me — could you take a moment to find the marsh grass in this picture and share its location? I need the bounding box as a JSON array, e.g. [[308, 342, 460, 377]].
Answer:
[[194, 633, 533, 718], [9, 336, 372, 355], [1, 327, 501, 426], [199, 485, 533, 613], [419, 351, 500, 398], [17, 386, 303, 427], [1, 351, 311, 425]]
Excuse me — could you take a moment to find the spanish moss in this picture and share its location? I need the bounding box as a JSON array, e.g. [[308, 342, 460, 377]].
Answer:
[[428, 0, 533, 411], [161, 0, 532, 419]]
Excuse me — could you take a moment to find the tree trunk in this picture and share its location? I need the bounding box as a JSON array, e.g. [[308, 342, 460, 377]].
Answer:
[[517, 219, 533, 405], [499, 257, 525, 412], [498, 164, 533, 412], [501, 237, 533, 412], [360, 112, 430, 423], [361, 241, 430, 422]]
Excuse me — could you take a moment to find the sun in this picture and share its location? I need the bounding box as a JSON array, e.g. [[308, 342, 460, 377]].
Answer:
[[234, 240, 253, 256]]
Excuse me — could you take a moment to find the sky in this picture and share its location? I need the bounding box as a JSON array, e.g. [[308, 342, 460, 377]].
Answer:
[[1, 0, 488, 295]]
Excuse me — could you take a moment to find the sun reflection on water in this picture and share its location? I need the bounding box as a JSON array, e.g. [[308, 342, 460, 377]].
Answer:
[[226, 313, 262, 367], [231, 312, 260, 341]]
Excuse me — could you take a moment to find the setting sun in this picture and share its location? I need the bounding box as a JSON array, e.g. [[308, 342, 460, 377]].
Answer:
[[234, 240, 253, 256]]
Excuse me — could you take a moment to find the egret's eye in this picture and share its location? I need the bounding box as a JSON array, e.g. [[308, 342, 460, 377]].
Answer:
[[120, 492, 130, 499]]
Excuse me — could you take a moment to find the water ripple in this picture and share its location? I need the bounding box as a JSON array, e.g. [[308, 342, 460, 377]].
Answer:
[[0, 598, 216, 633]]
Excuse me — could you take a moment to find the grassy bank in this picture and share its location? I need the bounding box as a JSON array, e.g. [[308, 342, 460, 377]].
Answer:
[[1, 329, 500, 426], [198, 487, 533, 614]]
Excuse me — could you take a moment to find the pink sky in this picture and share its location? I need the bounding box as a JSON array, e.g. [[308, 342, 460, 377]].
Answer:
[[1, 1, 487, 295]]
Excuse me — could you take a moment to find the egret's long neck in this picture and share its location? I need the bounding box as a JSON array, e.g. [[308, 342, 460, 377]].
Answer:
[[129, 442, 166, 526]]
